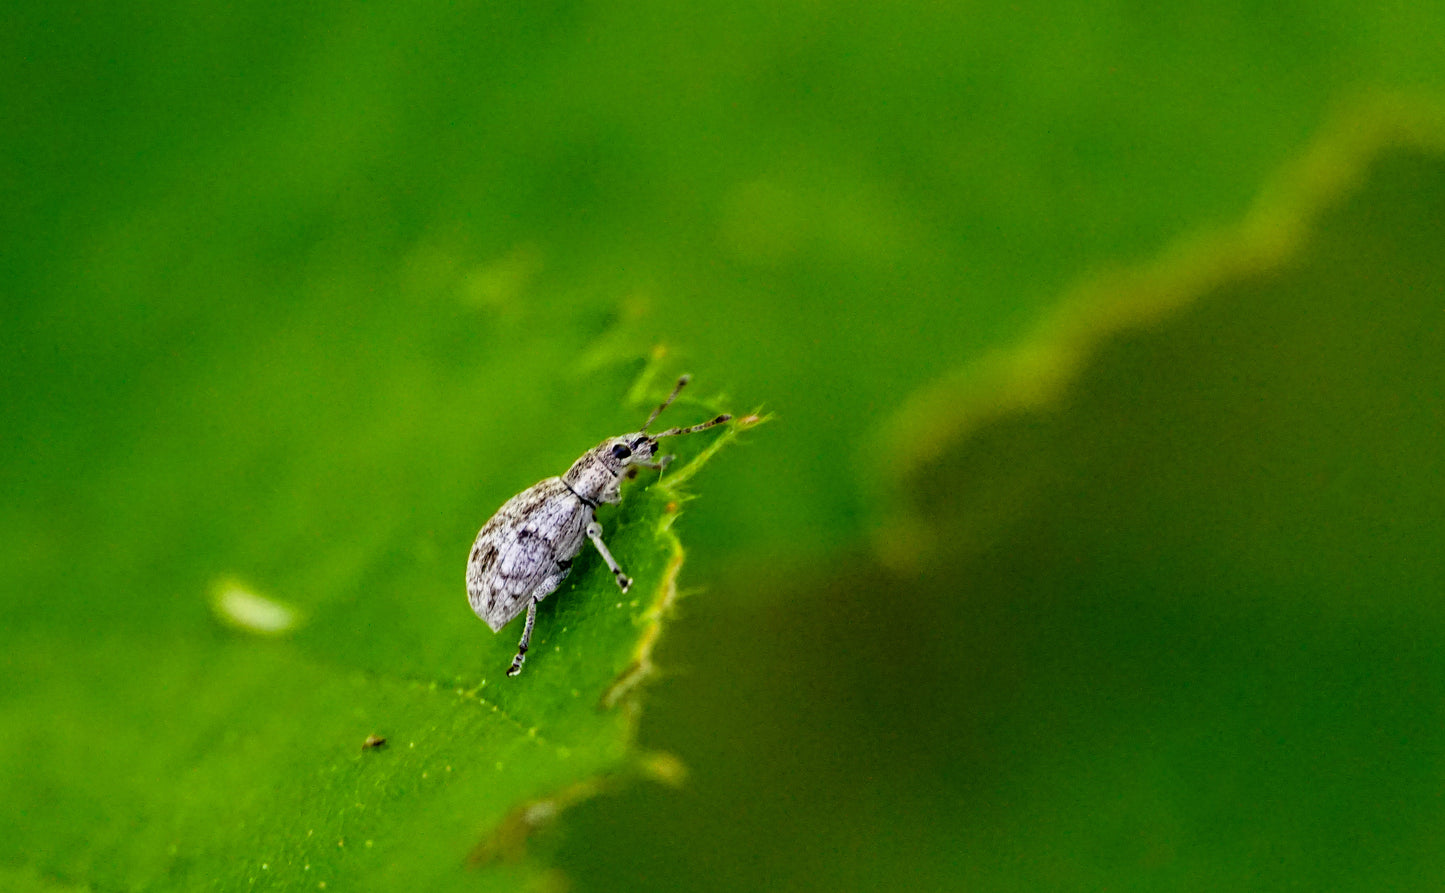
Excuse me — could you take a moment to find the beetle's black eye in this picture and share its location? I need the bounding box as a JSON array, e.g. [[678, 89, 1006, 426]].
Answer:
[[611, 443, 632, 460]]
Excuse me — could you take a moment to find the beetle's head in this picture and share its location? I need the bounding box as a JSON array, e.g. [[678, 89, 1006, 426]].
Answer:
[[565, 375, 732, 502], [608, 374, 732, 473], [598, 433, 659, 475]]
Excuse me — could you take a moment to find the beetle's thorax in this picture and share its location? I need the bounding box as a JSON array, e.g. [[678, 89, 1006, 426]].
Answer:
[[562, 452, 620, 504], [562, 432, 657, 504], [560, 430, 658, 499]]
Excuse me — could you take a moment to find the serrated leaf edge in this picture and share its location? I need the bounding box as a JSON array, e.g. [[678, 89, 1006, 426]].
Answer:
[[465, 391, 768, 871]]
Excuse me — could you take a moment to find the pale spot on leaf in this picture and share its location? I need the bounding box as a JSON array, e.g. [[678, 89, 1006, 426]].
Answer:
[[210, 579, 300, 635]]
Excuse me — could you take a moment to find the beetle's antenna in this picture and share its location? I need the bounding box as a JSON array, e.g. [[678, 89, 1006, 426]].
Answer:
[[653, 413, 732, 439], [644, 374, 691, 431]]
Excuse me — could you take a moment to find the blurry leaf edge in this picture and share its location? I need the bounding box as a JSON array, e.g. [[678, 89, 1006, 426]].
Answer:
[[869, 91, 1445, 570]]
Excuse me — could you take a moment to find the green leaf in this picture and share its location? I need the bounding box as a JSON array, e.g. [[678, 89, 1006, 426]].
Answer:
[[9, 0, 1445, 888], [0, 359, 759, 891]]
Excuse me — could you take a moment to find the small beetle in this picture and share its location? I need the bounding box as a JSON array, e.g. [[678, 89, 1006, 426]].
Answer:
[[466, 375, 730, 676]]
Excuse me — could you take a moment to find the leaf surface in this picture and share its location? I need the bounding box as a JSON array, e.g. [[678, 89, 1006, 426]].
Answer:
[[0, 352, 753, 891]]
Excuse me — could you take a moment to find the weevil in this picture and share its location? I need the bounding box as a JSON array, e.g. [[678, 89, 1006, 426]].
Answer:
[[466, 375, 730, 676]]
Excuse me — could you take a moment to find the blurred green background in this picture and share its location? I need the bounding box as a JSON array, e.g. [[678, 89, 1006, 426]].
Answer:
[[5, 1, 1445, 891]]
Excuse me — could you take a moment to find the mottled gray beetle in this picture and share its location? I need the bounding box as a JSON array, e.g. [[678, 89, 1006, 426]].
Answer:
[[466, 376, 730, 676]]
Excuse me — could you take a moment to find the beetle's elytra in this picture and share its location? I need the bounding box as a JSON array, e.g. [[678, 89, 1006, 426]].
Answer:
[[466, 376, 730, 676]]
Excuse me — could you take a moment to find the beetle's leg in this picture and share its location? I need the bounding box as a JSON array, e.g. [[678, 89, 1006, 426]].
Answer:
[[586, 520, 632, 592], [506, 598, 538, 677]]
